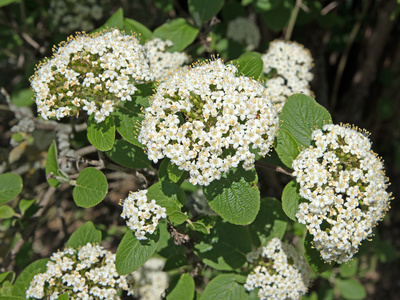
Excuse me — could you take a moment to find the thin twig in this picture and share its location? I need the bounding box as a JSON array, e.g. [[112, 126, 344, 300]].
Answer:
[[284, 0, 303, 40], [255, 160, 294, 177]]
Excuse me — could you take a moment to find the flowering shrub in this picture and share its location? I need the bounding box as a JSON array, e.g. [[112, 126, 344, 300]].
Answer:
[[1, 2, 396, 300]]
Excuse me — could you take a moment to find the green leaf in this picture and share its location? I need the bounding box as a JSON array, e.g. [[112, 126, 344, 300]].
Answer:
[[276, 94, 332, 168], [188, 220, 210, 234], [261, 0, 293, 31], [163, 254, 188, 271], [168, 211, 188, 225], [153, 18, 199, 52], [203, 165, 260, 225], [159, 159, 187, 186], [0, 205, 14, 219], [275, 129, 299, 168], [281, 180, 301, 221], [194, 219, 252, 270], [340, 258, 358, 278], [304, 233, 333, 274], [66, 221, 102, 249], [167, 161, 187, 184], [0, 173, 22, 205], [374, 240, 398, 263], [45, 140, 61, 188], [201, 274, 249, 300], [57, 294, 69, 300], [124, 18, 153, 43], [72, 168, 108, 208], [188, 0, 224, 23], [0, 297, 26, 300], [147, 181, 184, 217], [105, 139, 150, 169], [228, 52, 264, 79], [258, 0, 283, 10], [87, 115, 115, 151], [248, 197, 287, 247], [116, 229, 159, 275], [166, 273, 195, 300], [19, 199, 36, 213], [93, 7, 124, 32], [335, 278, 366, 300], [10, 89, 34, 107], [12, 258, 49, 297], [113, 104, 144, 147], [0, 271, 15, 284]]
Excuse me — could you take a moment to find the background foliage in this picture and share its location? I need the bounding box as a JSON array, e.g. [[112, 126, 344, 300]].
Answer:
[[0, 0, 399, 299]]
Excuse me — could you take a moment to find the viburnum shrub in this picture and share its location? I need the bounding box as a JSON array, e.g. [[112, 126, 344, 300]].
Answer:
[[2, 4, 394, 300]]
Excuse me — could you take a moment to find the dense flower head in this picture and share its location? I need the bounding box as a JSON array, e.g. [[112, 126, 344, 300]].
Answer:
[[145, 38, 190, 81], [245, 238, 311, 300], [262, 40, 314, 112], [138, 59, 280, 186], [30, 29, 153, 123], [120, 190, 167, 240], [292, 124, 391, 263], [25, 243, 135, 299], [49, 0, 104, 34]]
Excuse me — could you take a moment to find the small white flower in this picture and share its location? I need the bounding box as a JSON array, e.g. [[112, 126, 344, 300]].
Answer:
[[121, 190, 167, 240]]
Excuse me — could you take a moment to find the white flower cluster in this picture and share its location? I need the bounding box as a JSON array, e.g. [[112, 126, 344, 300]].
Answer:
[[49, 0, 103, 34], [120, 190, 167, 240], [245, 238, 311, 300], [262, 40, 314, 112], [138, 59, 280, 186], [145, 38, 190, 81], [130, 258, 169, 299], [226, 17, 261, 51], [31, 29, 153, 123], [292, 124, 391, 263], [25, 243, 134, 299]]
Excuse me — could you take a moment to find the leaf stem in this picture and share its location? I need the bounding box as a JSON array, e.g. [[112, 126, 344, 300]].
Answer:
[[255, 160, 294, 176]]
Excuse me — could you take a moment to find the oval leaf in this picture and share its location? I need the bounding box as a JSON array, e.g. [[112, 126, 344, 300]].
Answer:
[[166, 273, 195, 300], [248, 197, 287, 247], [45, 140, 61, 188], [92, 7, 124, 33], [12, 258, 49, 297], [276, 94, 332, 168], [335, 278, 366, 300], [188, 0, 224, 23], [304, 233, 333, 274], [116, 229, 160, 275], [201, 274, 249, 300], [228, 52, 263, 79], [66, 221, 102, 249], [147, 181, 184, 216], [72, 168, 108, 208], [153, 18, 199, 52], [194, 219, 252, 270], [0, 173, 22, 205], [0, 205, 14, 219], [87, 115, 115, 151], [203, 165, 260, 225], [124, 18, 153, 43], [105, 139, 150, 169], [281, 180, 301, 221]]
